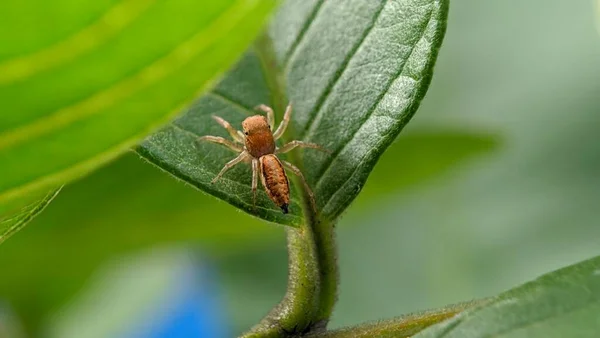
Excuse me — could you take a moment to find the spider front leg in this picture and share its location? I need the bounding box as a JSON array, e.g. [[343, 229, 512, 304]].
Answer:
[[255, 104, 275, 131], [273, 103, 292, 140], [276, 140, 329, 154], [281, 160, 317, 213], [211, 115, 245, 143], [198, 135, 243, 152], [211, 151, 250, 184]]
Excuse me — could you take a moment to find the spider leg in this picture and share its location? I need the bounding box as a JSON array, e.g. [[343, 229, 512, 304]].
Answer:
[[255, 104, 275, 130], [276, 140, 329, 154], [281, 160, 317, 213], [212, 115, 245, 143], [273, 103, 292, 140], [198, 135, 243, 152], [211, 151, 249, 184], [251, 158, 259, 208]]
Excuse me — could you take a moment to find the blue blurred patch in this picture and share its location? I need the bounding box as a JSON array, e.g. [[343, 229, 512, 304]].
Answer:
[[123, 257, 229, 338]]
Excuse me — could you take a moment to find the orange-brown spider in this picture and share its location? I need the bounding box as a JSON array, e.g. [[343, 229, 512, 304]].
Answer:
[[200, 103, 326, 214]]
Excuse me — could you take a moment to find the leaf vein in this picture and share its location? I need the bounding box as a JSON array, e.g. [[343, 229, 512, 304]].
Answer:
[[281, 0, 326, 71], [170, 122, 203, 138], [208, 90, 254, 115], [297, 0, 388, 140], [316, 3, 437, 212]]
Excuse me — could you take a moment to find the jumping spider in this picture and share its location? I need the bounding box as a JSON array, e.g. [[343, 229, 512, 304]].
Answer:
[[200, 103, 326, 214]]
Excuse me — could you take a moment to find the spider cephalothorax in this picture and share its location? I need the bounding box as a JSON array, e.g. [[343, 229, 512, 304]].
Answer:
[[200, 103, 326, 214]]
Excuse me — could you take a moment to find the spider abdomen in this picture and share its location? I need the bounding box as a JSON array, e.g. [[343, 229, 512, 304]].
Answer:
[[260, 154, 290, 213]]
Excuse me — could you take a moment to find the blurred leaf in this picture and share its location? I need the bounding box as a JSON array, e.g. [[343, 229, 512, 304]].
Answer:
[[0, 188, 61, 244], [414, 256, 600, 337], [138, 0, 449, 226], [352, 130, 498, 210], [0, 0, 277, 224]]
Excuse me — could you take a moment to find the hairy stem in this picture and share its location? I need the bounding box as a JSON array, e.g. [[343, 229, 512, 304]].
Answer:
[[311, 217, 338, 324], [241, 217, 338, 337]]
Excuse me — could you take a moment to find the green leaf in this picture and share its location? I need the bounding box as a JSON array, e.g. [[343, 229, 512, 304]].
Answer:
[[413, 256, 600, 338], [0, 188, 61, 244], [138, 0, 450, 226], [0, 1, 276, 208]]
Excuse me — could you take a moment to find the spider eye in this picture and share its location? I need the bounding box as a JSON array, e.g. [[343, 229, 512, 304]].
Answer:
[[268, 124, 271, 129], [244, 131, 249, 135]]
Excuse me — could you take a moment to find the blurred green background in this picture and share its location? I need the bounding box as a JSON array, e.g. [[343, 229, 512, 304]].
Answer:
[[2, 0, 600, 336]]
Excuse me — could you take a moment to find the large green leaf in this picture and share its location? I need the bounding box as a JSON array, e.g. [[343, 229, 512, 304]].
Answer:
[[138, 0, 449, 226], [413, 256, 600, 337], [0, 0, 277, 222]]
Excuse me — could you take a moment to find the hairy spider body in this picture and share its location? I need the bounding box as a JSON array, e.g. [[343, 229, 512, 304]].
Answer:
[[199, 103, 327, 214]]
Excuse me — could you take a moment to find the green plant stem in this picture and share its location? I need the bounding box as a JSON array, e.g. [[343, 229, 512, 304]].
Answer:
[[240, 216, 338, 337], [311, 217, 338, 324]]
